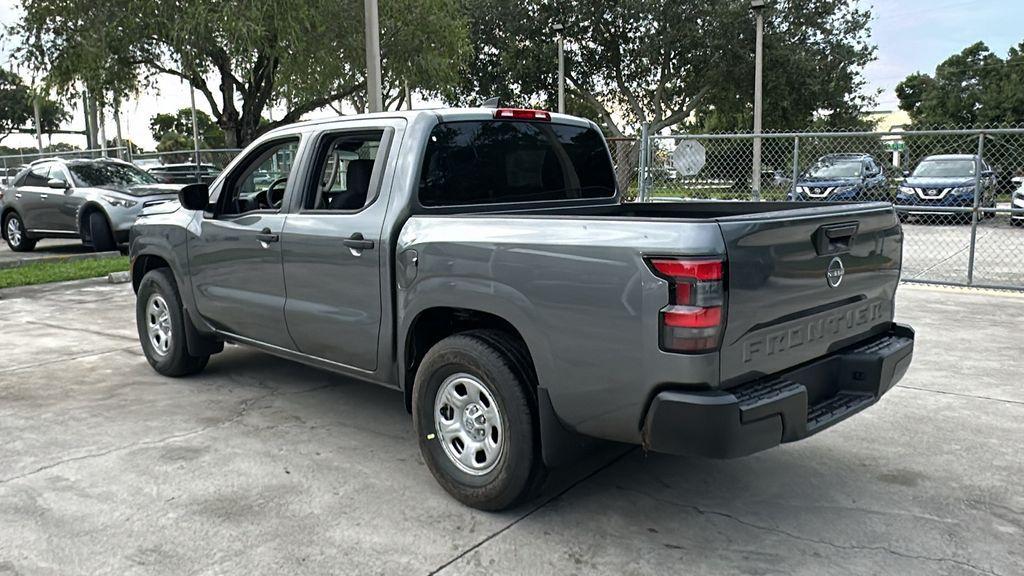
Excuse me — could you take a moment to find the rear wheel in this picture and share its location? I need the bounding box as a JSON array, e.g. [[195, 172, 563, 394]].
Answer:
[[136, 268, 209, 377], [4, 212, 36, 252], [88, 211, 117, 252], [413, 330, 544, 510]]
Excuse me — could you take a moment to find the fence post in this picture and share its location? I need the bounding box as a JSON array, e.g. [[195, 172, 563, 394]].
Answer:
[[790, 136, 800, 200], [637, 124, 650, 202], [966, 133, 985, 286]]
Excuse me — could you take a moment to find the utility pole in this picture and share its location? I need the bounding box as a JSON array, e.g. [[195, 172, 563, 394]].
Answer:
[[364, 0, 383, 113], [751, 0, 766, 201], [553, 23, 565, 114], [32, 96, 43, 154], [190, 85, 202, 182]]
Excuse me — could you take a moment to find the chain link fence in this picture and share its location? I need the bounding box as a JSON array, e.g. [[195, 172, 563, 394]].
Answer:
[[630, 126, 1024, 290], [1, 147, 243, 186]]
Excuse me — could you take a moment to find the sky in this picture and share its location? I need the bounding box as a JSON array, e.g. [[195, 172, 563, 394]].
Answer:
[[1, 0, 1023, 150]]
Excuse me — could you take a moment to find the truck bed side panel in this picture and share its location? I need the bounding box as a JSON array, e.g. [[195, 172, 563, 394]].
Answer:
[[397, 215, 725, 444]]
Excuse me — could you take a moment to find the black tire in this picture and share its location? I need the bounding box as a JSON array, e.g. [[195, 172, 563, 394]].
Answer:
[[136, 268, 209, 377], [3, 212, 36, 252], [88, 211, 117, 252], [413, 330, 545, 511]]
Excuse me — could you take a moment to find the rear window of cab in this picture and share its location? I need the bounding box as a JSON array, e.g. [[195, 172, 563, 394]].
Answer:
[[418, 120, 617, 207]]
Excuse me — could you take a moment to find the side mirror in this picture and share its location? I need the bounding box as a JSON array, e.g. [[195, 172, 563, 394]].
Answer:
[[981, 170, 995, 178], [178, 183, 210, 211], [47, 178, 69, 189]]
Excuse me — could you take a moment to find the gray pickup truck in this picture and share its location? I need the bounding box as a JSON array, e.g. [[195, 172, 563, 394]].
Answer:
[[130, 108, 915, 510]]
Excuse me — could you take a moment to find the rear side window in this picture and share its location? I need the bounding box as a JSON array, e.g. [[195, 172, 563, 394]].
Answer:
[[419, 120, 616, 207], [22, 165, 51, 187]]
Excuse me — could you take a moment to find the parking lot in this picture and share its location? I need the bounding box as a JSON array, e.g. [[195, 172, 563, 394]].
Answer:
[[0, 279, 1020, 575], [902, 218, 1024, 287]]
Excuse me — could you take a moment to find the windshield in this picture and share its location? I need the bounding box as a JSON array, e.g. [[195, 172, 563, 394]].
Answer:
[[806, 160, 862, 179], [419, 120, 617, 207], [912, 159, 976, 178], [69, 162, 158, 187]]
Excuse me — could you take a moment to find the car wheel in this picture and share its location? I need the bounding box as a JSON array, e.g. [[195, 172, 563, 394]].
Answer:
[[413, 330, 545, 511], [136, 268, 209, 377], [3, 212, 36, 252], [88, 211, 117, 252]]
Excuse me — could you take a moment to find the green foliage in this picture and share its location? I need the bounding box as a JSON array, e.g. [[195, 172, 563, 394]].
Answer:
[[149, 109, 226, 149], [16, 0, 469, 147], [0, 69, 34, 144], [443, 0, 876, 136], [897, 41, 1024, 127]]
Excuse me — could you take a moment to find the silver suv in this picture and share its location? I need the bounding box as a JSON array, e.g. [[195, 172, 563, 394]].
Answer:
[[0, 157, 181, 252]]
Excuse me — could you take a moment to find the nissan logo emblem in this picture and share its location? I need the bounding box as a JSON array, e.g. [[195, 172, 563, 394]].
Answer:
[[827, 257, 845, 288]]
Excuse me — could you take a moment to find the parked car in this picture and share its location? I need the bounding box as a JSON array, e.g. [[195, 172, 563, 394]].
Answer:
[[791, 153, 888, 202], [1, 157, 181, 252], [148, 163, 220, 185], [1011, 178, 1024, 226], [1, 165, 28, 187], [895, 154, 996, 222], [130, 108, 914, 510]]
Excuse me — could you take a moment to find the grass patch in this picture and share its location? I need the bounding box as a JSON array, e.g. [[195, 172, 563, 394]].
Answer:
[[0, 256, 129, 289]]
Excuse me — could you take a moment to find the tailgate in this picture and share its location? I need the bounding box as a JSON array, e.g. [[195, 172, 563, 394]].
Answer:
[[717, 202, 903, 387]]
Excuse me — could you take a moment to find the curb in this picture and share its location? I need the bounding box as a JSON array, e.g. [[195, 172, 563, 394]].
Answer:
[[0, 250, 123, 270]]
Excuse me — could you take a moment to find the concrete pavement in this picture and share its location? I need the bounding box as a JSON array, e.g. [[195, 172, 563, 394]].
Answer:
[[0, 281, 1021, 575]]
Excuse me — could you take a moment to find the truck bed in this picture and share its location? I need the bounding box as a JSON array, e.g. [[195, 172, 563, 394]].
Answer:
[[398, 200, 903, 444]]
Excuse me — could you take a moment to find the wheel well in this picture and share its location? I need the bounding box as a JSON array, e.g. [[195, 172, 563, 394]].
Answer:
[[404, 307, 535, 412], [132, 254, 171, 293]]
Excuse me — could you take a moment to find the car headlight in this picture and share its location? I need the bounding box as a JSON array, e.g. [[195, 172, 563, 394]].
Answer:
[[101, 195, 138, 208], [832, 185, 857, 195], [897, 186, 913, 195], [950, 186, 976, 196]]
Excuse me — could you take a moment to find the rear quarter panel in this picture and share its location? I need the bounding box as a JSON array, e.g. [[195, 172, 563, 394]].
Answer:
[[397, 215, 726, 443]]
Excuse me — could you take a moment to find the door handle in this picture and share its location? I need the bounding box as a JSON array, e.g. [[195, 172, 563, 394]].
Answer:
[[813, 222, 859, 255], [343, 233, 375, 251], [40, 194, 48, 200], [14, 193, 21, 198], [256, 227, 279, 245]]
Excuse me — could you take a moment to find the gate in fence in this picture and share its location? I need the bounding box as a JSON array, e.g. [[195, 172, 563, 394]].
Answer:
[[631, 127, 1024, 290]]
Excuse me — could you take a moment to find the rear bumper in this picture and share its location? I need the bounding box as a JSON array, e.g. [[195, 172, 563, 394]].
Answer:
[[642, 323, 914, 459]]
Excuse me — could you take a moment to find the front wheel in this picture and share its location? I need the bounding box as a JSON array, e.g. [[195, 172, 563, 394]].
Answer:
[[413, 330, 545, 510], [136, 268, 209, 377], [88, 211, 116, 252], [4, 212, 36, 252]]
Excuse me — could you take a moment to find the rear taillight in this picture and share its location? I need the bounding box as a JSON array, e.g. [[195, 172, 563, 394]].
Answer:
[[494, 108, 551, 121], [647, 257, 725, 353]]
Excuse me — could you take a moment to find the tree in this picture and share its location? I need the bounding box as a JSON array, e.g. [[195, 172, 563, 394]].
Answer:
[[0, 69, 71, 144], [441, 0, 876, 136], [0, 69, 33, 144], [897, 41, 1024, 127], [149, 109, 226, 149], [16, 0, 469, 147]]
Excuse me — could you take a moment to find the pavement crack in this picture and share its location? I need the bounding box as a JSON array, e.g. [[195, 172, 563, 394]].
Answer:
[[23, 319, 137, 342], [0, 389, 275, 485], [0, 346, 139, 375], [614, 485, 1005, 576], [426, 447, 637, 576], [896, 384, 1024, 407]]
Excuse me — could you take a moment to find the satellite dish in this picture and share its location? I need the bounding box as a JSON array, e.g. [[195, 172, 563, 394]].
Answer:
[[672, 140, 706, 176]]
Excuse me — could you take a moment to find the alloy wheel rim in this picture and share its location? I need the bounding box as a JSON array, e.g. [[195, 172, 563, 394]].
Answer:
[[146, 294, 172, 356], [7, 218, 21, 247], [434, 373, 505, 476]]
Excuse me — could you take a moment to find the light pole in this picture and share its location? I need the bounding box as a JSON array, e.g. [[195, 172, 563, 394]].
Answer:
[[364, 0, 383, 113], [751, 0, 765, 201], [553, 23, 565, 114]]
